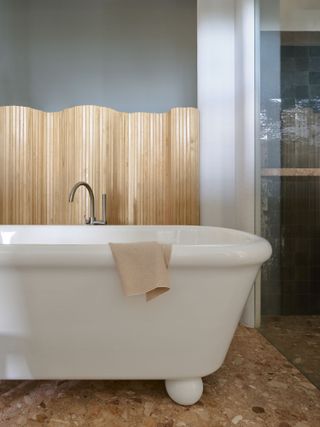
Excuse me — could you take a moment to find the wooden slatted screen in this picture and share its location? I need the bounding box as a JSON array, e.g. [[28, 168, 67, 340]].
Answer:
[[0, 106, 199, 225]]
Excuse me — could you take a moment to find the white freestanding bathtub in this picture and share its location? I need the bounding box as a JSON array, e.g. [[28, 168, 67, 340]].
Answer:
[[0, 225, 271, 405]]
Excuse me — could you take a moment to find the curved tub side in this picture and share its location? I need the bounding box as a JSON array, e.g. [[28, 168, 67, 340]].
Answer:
[[0, 259, 262, 381]]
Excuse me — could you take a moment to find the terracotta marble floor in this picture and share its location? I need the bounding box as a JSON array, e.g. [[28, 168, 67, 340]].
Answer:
[[260, 315, 320, 389], [0, 326, 319, 427]]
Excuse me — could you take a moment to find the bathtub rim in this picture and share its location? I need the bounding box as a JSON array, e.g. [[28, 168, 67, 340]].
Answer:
[[0, 225, 272, 267], [0, 224, 267, 243]]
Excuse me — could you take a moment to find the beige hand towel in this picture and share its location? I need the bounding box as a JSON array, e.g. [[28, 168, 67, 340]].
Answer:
[[109, 242, 171, 301]]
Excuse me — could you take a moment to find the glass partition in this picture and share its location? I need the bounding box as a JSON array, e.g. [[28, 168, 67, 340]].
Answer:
[[258, 0, 320, 388]]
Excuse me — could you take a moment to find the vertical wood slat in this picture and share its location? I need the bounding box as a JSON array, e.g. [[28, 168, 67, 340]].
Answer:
[[0, 106, 199, 225]]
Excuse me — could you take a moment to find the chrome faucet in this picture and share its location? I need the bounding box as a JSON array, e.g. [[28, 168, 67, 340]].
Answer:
[[68, 181, 107, 225]]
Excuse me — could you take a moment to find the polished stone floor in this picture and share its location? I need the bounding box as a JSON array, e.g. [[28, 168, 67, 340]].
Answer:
[[260, 315, 320, 389], [0, 325, 319, 427]]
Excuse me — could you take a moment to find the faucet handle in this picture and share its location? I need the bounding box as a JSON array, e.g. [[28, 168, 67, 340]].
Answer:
[[84, 215, 96, 225], [90, 194, 107, 225], [101, 194, 107, 224]]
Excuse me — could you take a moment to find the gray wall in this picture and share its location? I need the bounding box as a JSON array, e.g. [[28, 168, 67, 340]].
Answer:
[[0, 0, 197, 112], [0, 1, 29, 106]]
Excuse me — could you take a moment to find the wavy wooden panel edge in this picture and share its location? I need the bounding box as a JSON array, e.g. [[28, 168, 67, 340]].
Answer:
[[0, 105, 199, 225]]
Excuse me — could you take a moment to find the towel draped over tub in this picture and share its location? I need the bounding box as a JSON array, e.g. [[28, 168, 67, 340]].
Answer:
[[109, 242, 172, 301]]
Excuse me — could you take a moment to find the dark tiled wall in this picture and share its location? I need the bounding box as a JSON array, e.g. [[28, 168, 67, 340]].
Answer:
[[281, 107, 320, 168], [280, 41, 320, 314], [281, 177, 320, 314], [281, 45, 320, 111], [262, 176, 320, 315], [261, 33, 320, 315], [260, 31, 282, 315], [261, 176, 281, 315]]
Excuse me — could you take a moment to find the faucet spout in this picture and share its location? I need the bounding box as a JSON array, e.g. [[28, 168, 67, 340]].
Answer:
[[68, 181, 107, 225], [68, 181, 96, 224]]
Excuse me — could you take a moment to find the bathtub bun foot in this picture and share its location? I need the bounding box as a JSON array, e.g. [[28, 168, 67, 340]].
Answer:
[[165, 377, 203, 406]]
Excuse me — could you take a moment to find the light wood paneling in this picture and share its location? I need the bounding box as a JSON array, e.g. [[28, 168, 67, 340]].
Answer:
[[0, 106, 199, 225]]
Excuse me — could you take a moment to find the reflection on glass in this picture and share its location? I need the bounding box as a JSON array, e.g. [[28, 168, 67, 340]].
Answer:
[[259, 0, 320, 389]]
